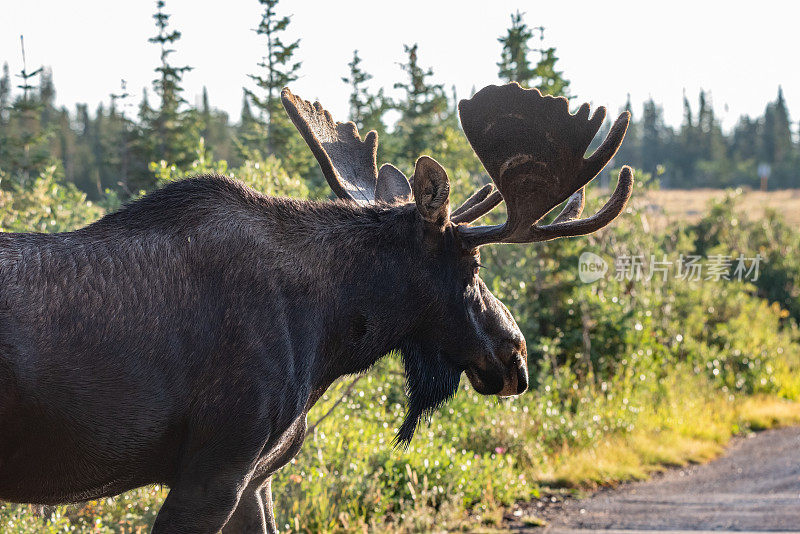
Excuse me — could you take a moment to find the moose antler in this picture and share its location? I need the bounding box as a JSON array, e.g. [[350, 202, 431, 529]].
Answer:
[[455, 83, 633, 248], [451, 184, 504, 224], [281, 88, 412, 204]]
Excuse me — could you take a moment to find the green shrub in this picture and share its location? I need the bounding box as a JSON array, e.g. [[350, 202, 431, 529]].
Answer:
[[0, 166, 104, 233]]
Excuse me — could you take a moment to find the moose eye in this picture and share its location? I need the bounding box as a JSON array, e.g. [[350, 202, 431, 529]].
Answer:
[[461, 264, 479, 287], [466, 262, 482, 282]]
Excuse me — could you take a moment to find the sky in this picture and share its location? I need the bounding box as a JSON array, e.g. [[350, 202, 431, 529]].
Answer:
[[1, 1, 797, 132]]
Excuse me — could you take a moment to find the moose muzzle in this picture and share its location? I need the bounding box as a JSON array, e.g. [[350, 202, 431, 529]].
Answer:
[[497, 340, 529, 397], [465, 335, 529, 398]]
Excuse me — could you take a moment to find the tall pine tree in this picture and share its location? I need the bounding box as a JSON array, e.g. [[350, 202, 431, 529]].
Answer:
[[107, 80, 136, 194], [199, 86, 234, 165], [3, 36, 52, 184], [731, 115, 759, 162], [767, 86, 793, 164], [497, 12, 569, 97], [0, 63, 9, 123], [341, 49, 389, 162], [244, 0, 300, 157], [0, 63, 11, 170], [392, 44, 448, 167], [672, 90, 699, 186], [237, 89, 259, 155], [640, 98, 669, 178], [139, 0, 200, 178], [533, 47, 570, 97], [38, 67, 56, 127], [608, 95, 639, 186], [760, 87, 796, 187], [71, 103, 99, 194], [497, 11, 536, 86]]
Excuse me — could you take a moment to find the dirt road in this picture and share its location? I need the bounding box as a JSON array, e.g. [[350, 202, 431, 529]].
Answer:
[[539, 427, 800, 532]]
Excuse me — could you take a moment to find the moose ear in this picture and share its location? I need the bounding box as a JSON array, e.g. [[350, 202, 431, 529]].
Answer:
[[376, 163, 412, 203], [412, 156, 450, 226]]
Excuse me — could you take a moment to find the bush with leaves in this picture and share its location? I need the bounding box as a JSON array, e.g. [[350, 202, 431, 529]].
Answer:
[[0, 165, 103, 233], [150, 140, 315, 200]]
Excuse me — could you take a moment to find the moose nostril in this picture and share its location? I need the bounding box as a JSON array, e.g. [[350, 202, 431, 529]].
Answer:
[[509, 347, 527, 372], [516, 363, 528, 394], [500, 338, 525, 363]]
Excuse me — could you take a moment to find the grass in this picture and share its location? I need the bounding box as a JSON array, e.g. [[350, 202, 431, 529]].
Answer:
[[539, 395, 800, 491], [738, 395, 800, 430], [539, 378, 730, 489], [639, 188, 800, 230], [547, 433, 721, 488]]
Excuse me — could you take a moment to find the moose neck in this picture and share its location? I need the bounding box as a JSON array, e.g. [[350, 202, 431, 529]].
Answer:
[[255, 198, 429, 394]]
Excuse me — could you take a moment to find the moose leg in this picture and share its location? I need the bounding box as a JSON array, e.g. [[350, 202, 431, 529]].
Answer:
[[222, 433, 306, 532], [263, 478, 278, 534], [151, 463, 256, 534], [221, 414, 308, 533], [221, 477, 275, 534]]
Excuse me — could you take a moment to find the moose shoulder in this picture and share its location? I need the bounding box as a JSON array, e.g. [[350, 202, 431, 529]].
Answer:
[[0, 83, 632, 533]]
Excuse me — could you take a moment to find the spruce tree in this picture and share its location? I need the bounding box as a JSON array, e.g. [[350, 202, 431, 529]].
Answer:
[[697, 91, 726, 164], [109, 80, 135, 194], [3, 36, 51, 184], [244, 0, 301, 156], [199, 86, 234, 165], [341, 50, 388, 152], [128, 87, 157, 189], [533, 47, 570, 97], [0, 62, 11, 169], [201, 87, 212, 143], [92, 103, 109, 194], [0, 63, 9, 123], [38, 67, 56, 127], [497, 12, 569, 97], [612, 94, 639, 177], [53, 107, 75, 183], [697, 91, 712, 157], [731, 115, 758, 162], [770, 86, 793, 164], [238, 90, 258, 143], [141, 0, 200, 172], [673, 91, 699, 186], [497, 11, 536, 86], [138, 87, 153, 123], [236, 89, 261, 161], [392, 43, 447, 166], [71, 103, 99, 194], [640, 98, 667, 177], [759, 87, 795, 187]]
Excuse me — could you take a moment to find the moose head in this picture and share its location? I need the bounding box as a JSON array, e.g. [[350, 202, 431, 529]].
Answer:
[[282, 82, 633, 444]]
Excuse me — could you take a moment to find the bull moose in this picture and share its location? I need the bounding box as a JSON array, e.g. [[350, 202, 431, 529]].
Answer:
[[0, 82, 632, 533]]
